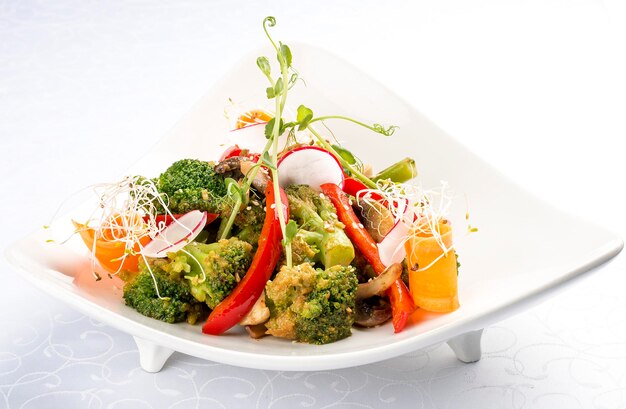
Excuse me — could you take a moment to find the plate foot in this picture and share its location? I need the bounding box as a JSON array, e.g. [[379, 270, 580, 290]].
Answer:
[[447, 329, 483, 363], [133, 336, 174, 373]]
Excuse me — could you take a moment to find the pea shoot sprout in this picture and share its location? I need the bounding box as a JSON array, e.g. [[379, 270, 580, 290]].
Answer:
[[218, 16, 400, 269]]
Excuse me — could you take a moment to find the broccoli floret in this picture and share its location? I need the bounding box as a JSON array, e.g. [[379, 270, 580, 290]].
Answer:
[[264, 263, 358, 344], [182, 238, 253, 309], [159, 159, 226, 195], [123, 238, 252, 322], [219, 196, 266, 247], [285, 185, 355, 268], [123, 258, 207, 324], [289, 232, 320, 265], [156, 159, 227, 214]]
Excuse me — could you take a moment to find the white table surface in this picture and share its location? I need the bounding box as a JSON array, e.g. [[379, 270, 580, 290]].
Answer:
[[2, 1, 625, 408]]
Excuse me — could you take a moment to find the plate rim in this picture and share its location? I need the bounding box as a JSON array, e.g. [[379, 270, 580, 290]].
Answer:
[[4, 42, 623, 371], [4, 236, 623, 371]]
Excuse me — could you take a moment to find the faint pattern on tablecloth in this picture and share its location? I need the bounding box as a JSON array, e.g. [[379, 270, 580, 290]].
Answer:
[[2, 1, 626, 408]]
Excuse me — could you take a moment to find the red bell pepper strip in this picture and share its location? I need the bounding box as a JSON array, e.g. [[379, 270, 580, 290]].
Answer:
[[249, 152, 261, 163], [202, 183, 289, 335], [142, 212, 219, 227], [320, 183, 415, 333], [343, 176, 411, 222], [342, 177, 383, 202], [342, 177, 367, 198]]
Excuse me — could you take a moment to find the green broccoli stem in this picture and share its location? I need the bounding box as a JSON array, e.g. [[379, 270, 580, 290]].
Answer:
[[298, 230, 324, 244], [373, 157, 417, 183], [306, 126, 378, 189], [219, 138, 274, 240], [286, 186, 355, 267], [290, 200, 325, 232]]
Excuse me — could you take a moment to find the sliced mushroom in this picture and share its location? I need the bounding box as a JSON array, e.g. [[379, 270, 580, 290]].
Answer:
[[356, 263, 402, 300], [245, 324, 268, 339], [239, 291, 270, 326], [240, 159, 271, 192], [215, 157, 247, 182], [357, 199, 394, 243], [354, 296, 392, 327]]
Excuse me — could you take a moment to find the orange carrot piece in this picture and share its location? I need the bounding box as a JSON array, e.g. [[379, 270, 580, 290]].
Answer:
[[235, 109, 273, 129], [404, 221, 459, 313], [73, 219, 150, 276]]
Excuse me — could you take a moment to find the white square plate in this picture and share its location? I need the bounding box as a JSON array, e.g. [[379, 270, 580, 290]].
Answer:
[[5, 44, 623, 372]]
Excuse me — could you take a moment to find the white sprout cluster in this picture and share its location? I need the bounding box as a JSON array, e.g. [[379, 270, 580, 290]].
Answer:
[[77, 176, 168, 280], [356, 179, 456, 272], [70, 176, 207, 299]]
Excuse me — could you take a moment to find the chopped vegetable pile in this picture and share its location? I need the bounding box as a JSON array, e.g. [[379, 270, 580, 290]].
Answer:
[[61, 16, 471, 345]]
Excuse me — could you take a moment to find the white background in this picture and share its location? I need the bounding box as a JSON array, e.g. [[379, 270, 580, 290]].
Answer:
[[1, 1, 625, 408]]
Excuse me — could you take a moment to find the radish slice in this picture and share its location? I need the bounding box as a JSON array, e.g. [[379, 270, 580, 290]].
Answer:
[[227, 121, 298, 163], [228, 122, 288, 153], [228, 123, 267, 153], [277, 146, 344, 191], [141, 210, 207, 258], [377, 199, 414, 266]]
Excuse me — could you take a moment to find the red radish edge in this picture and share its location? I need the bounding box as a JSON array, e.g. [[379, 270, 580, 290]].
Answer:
[[277, 146, 345, 191], [376, 198, 413, 267], [143, 213, 218, 227], [141, 210, 208, 258]]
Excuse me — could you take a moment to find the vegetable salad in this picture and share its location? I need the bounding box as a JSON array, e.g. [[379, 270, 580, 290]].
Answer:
[[66, 17, 465, 345]]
